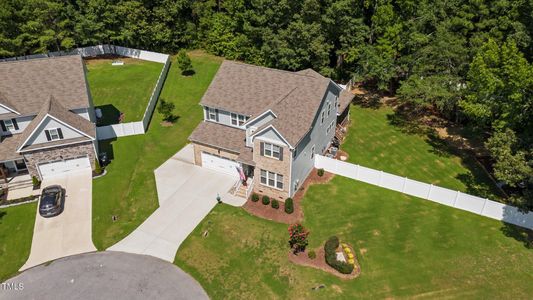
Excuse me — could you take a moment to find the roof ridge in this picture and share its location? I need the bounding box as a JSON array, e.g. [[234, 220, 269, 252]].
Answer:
[[0, 54, 81, 65], [223, 60, 321, 79]]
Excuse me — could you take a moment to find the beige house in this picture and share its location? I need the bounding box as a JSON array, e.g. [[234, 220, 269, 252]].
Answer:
[[0, 55, 98, 182], [189, 61, 353, 200]]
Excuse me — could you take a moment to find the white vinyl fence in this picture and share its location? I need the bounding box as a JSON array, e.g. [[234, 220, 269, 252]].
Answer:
[[0, 45, 171, 140], [315, 155, 533, 230]]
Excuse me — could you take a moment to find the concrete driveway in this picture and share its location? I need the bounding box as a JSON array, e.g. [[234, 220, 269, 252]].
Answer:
[[108, 144, 246, 262], [20, 169, 96, 271], [2, 252, 208, 300]]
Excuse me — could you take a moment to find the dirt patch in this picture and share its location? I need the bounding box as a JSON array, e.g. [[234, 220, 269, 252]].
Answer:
[[160, 121, 174, 127], [83, 56, 147, 65], [243, 168, 335, 224], [288, 245, 361, 280]]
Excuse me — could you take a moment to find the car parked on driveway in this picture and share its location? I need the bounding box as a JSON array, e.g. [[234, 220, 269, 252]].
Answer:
[[39, 185, 65, 218]]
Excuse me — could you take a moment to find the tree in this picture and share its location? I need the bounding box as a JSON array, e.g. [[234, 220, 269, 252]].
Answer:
[[157, 99, 176, 122], [176, 49, 193, 75], [288, 223, 309, 254]]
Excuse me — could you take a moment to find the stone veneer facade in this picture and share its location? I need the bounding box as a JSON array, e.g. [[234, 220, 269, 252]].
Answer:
[[22, 141, 96, 179], [252, 140, 291, 201]]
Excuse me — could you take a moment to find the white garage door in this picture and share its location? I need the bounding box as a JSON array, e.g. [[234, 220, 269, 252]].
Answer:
[[38, 156, 91, 179], [201, 152, 240, 177]]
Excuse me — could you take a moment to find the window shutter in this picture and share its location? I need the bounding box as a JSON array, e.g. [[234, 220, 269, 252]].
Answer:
[[214, 109, 219, 122], [45, 130, 51, 141], [0, 121, 6, 131], [260, 142, 264, 156], [57, 128, 64, 139], [279, 147, 283, 161], [11, 119, 19, 130], [204, 107, 209, 119]]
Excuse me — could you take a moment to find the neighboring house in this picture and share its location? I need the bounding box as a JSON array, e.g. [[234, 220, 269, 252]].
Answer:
[[0, 55, 98, 181], [189, 61, 353, 200]]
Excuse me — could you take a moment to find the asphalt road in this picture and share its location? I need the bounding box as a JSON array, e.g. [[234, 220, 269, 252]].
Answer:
[[0, 252, 209, 300]]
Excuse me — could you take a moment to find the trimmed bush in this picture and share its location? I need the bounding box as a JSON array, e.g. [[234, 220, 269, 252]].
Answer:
[[308, 250, 316, 259], [271, 199, 279, 209], [31, 176, 41, 188], [94, 158, 103, 175], [251, 193, 259, 202], [284, 198, 294, 214], [324, 236, 354, 274], [317, 168, 325, 177], [262, 195, 270, 205]]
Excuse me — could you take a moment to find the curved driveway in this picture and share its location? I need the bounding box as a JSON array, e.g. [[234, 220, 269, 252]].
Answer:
[[1, 252, 208, 300]]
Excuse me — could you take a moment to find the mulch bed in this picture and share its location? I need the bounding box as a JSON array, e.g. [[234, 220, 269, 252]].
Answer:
[[243, 168, 335, 224], [0, 194, 39, 208], [288, 245, 361, 279]]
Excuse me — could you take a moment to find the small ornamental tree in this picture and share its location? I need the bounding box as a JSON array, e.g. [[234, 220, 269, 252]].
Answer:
[[157, 99, 176, 122], [177, 50, 193, 75], [288, 223, 309, 254]]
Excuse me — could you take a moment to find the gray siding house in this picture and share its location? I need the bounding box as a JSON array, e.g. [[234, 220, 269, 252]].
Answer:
[[189, 61, 354, 200], [0, 55, 98, 181]]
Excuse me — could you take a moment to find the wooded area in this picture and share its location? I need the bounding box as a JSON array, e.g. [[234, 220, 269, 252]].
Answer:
[[0, 0, 531, 208]]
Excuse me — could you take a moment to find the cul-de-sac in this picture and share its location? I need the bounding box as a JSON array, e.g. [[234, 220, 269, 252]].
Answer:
[[0, 1, 532, 299]]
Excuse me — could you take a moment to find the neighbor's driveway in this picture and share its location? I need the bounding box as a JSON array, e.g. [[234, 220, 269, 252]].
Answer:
[[20, 169, 96, 271], [107, 144, 246, 262]]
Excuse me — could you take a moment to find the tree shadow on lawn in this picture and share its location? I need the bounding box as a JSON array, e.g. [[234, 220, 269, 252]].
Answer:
[[0, 210, 6, 222], [500, 222, 533, 249], [96, 104, 121, 126], [98, 138, 116, 166]]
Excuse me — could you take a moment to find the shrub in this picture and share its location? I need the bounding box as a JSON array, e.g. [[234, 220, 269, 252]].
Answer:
[[288, 223, 310, 253], [284, 198, 294, 214], [177, 50, 194, 75], [271, 199, 279, 209], [324, 236, 354, 274], [251, 193, 259, 202], [31, 176, 41, 188], [308, 250, 316, 259], [94, 158, 103, 175], [157, 99, 176, 122], [317, 168, 325, 177], [262, 195, 270, 205]]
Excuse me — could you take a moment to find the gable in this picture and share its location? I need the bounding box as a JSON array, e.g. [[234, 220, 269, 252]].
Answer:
[[23, 116, 85, 146], [0, 103, 18, 115], [246, 110, 276, 129], [253, 127, 289, 147]]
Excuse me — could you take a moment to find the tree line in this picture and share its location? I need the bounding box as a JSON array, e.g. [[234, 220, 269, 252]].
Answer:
[[1, 0, 531, 208]]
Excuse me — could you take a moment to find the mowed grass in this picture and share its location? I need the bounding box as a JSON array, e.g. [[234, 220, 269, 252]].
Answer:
[[0, 203, 37, 281], [85, 58, 163, 124], [176, 178, 533, 299], [342, 105, 502, 199], [92, 52, 222, 250]]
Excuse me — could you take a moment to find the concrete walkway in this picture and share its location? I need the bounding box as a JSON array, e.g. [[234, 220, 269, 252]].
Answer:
[[108, 145, 246, 262], [2, 252, 208, 300], [20, 169, 96, 271]]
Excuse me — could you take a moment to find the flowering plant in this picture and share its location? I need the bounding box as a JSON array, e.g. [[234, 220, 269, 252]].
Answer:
[[288, 223, 309, 254]]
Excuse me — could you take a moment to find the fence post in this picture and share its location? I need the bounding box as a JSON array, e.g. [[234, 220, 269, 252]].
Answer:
[[453, 191, 460, 207], [480, 198, 489, 215], [402, 177, 407, 193], [427, 184, 433, 199], [354, 164, 360, 180], [378, 171, 383, 186]]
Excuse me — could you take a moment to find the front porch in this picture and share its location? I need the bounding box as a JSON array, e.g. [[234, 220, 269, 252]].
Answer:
[[0, 172, 40, 202]]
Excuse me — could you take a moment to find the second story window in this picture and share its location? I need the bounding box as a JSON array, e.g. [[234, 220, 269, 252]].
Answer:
[[327, 101, 332, 117], [207, 107, 217, 121], [3, 119, 16, 131], [231, 113, 248, 126], [261, 142, 282, 160], [321, 111, 325, 124], [45, 128, 63, 141]]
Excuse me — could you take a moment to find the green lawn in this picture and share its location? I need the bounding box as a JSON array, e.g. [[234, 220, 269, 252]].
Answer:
[[342, 106, 502, 200], [92, 52, 222, 250], [0, 203, 37, 281], [86, 58, 163, 125], [174, 106, 532, 298]]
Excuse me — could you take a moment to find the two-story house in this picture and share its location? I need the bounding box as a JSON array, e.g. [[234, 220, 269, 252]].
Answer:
[[0, 55, 98, 181], [188, 61, 354, 200]]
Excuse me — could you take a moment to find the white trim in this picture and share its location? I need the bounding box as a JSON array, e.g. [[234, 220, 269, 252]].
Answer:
[[19, 138, 92, 153], [244, 109, 277, 127], [0, 103, 21, 115], [262, 142, 281, 160], [250, 125, 293, 149], [16, 113, 95, 152], [259, 169, 284, 190]]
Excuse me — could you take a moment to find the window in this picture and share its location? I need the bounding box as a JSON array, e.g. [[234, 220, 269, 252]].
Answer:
[[207, 107, 217, 121], [326, 121, 334, 134], [311, 145, 315, 159], [231, 113, 248, 126], [3, 119, 15, 131], [321, 110, 325, 124], [263, 142, 281, 159], [48, 128, 61, 141], [327, 101, 331, 117], [260, 169, 284, 190]]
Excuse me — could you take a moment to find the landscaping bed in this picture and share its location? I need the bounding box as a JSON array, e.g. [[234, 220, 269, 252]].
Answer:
[[0, 195, 39, 208], [243, 168, 335, 223], [288, 245, 360, 280]]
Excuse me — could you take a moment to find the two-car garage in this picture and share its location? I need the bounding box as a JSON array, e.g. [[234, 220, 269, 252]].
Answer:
[[200, 152, 240, 178], [37, 156, 91, 179]]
